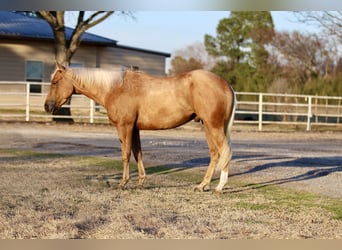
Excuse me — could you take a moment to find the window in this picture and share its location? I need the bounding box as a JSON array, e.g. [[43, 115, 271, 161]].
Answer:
[[70, 62, 84, 68], [26, 61, 43, 93]]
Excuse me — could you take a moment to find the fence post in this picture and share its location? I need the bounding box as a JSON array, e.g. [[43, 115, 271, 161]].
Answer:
[[25, 82, 30, 122], [90, 99, 94, 123], [338, 99, 341, 124], [306, 96, 312, 131], [258, 93, 263, 131]]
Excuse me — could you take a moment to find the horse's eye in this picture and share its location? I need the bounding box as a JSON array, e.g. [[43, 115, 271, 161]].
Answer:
[[51, 77, 59, 85]]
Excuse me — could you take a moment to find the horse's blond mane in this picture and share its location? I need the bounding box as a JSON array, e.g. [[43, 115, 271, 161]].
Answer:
[[69, 67, 124, 91]]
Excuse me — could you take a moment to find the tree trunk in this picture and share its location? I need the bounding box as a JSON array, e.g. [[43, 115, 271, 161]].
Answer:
[[52, 27, 74, 123]]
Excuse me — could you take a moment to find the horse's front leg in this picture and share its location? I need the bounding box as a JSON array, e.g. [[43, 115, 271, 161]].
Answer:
[[117, 125, 133, 189], [132, 127, 146, 188]]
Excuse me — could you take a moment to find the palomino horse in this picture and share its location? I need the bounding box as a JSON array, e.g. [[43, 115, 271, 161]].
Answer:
[[45, 63, 236, 193]]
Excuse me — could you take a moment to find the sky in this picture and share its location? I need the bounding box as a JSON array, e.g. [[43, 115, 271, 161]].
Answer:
[[86, 11, 318, 54], [81, 11, 319, 72]]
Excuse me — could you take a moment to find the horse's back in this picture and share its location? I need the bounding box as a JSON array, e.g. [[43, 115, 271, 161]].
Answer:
[[123, 69, 233, 101], [122, 71, 194, 129], [187, 70, 231, 91]]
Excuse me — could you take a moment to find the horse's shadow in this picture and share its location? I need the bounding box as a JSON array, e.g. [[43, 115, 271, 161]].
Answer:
[[224, 154, 342, 193], [144, 154, 342, 192], [84, 157, 209, 189], [86, 154, 342, 192]]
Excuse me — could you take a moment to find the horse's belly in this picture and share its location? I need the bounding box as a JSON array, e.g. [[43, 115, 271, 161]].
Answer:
[[136, 108, 194, 130]]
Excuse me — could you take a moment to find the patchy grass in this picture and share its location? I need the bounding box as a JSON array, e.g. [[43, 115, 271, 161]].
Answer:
[[231, 183, 342, 220], [0, 149, 341, 239]]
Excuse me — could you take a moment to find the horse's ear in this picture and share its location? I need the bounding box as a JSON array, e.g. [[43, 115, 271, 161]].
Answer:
[[55, 60, 66, 71]]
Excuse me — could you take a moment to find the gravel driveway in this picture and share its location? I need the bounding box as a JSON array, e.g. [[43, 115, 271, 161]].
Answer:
[[1, 122, 341, 198]]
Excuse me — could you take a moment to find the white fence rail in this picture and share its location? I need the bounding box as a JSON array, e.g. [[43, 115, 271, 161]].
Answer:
[[1, 81, 342, 131], [235, 92, 342, 131]]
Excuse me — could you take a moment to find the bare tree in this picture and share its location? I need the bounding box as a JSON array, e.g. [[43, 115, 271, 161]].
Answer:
[[38, 11, 115, 65], [36, 11, 130, 122], [172, 42, 216, 71], [271, 31, 337, 83], [295, 11, 342, 42], [169, 56, 204, 76]]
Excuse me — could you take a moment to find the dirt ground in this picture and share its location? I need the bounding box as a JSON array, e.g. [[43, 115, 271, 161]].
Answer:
[[1, 122, 341, 199], [0, 122, 341, 239]]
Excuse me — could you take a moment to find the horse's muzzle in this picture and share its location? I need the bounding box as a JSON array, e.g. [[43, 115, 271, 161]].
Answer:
[[44, 100, 56, 113]]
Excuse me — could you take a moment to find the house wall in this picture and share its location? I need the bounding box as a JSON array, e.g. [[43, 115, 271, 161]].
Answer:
[[0, 40, 54, 82], [0, 39, 168, 93], [70, 45, 98, 68], [98, 46, 167, 75]]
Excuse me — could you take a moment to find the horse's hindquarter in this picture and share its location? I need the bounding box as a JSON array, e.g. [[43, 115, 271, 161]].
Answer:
[[188, 70, 234, 122]]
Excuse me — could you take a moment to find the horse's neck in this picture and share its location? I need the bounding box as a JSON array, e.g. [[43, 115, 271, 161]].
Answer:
[[68, 68, 126, 107], [71, 73, 112, 107]]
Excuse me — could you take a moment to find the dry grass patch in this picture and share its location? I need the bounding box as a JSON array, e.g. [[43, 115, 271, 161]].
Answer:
[[0, 149, 341, 239]]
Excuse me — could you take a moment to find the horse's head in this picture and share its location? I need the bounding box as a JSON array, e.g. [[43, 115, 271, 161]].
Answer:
[[44, 62, 75, 113]]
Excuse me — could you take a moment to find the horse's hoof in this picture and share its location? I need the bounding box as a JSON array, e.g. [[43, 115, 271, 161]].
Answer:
[[137, 184, 144, 190], [118, 184, 126, 190], [194, 182, 212, 192], [194, 184, 209, 192]]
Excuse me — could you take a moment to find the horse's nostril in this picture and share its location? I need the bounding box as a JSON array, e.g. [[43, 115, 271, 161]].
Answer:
[[44, 103, 48, 112], [44, 101, 55, 113]]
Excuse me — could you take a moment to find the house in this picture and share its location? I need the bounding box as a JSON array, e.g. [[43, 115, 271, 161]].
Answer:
[[0, 11, 170, 93]]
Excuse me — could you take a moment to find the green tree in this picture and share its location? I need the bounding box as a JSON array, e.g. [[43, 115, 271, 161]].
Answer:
[[205, 11, 274, 91]]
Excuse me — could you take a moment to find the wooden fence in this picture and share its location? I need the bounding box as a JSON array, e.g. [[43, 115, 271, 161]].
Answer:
[[1, 81, 342, 131]]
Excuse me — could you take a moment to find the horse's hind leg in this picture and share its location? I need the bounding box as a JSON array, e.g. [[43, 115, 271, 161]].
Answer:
[[132, 127, 146, 188], [194, 126, 220, 192], [213, 140, 232, 194], [195, 122, 232, 193]]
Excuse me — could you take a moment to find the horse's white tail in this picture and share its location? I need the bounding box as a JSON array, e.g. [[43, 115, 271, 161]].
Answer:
[[227, 85, 237, 137], [214, 86, 236, 192], [216, 86, 236, 168]]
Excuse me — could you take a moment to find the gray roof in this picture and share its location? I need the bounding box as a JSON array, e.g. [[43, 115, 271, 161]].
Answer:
[[0, 11, 170, 57], [0, 11, 117, 45]]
